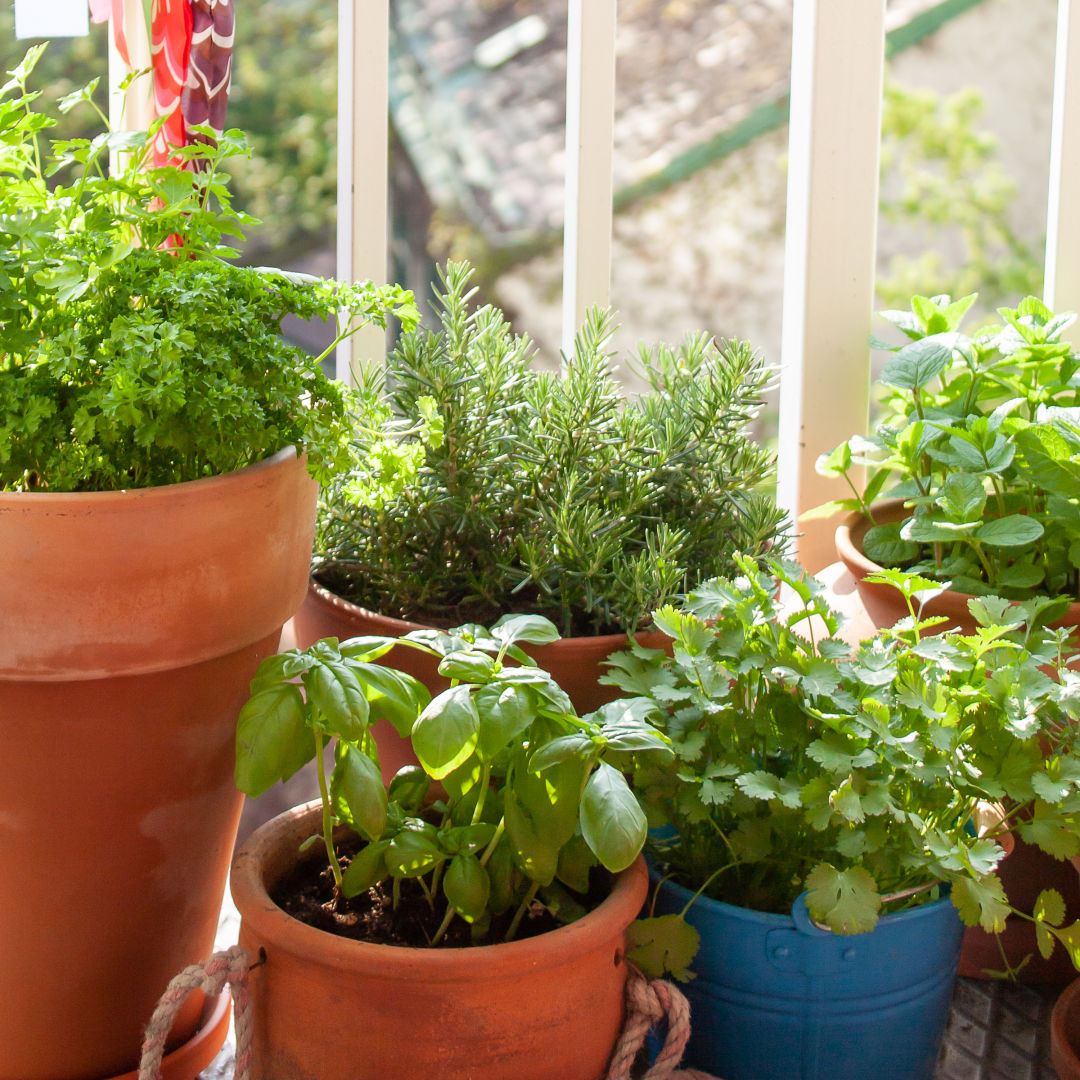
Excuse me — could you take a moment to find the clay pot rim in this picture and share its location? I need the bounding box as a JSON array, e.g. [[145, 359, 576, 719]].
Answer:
[[1052, 977, 1080, 1078], [0, 444, 300, 503], [305, 574, 669, 649], [835, 498, 1080, 623], [231, 800, 648, 981]]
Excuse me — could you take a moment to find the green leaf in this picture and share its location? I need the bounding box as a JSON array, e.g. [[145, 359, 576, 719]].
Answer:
[[385, 824, 444, 878], [387, 765, 430, 812], [341, 840, 389, 898], [411, 684, 479, 780], [444, 853, 491, 923], [331, 745, 387, 842], [862, 522, 920, 566], [491, 613, 561, 647], [951, 874, 1010, 933], [580, 762, 647, 873], [974, 515, 1044, 548], [804, 863, 881, 935], [352, 662, 429, 737], [880, 332, 960, 390], [234, 683, 315, 797], [625, 914, 701, 983], [302, 658, 370, 741], [503, 785, 560, 885], [475, 684, 535, 761], [438, 650, 497, 683]]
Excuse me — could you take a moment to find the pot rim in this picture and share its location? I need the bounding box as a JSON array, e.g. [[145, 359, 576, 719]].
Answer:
[[0, 444, 301, 503], [231, 800, 648, 981], [304, 574, 668, 649]]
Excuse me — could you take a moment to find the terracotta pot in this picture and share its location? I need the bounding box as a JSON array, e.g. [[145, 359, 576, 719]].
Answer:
[[835, 500, 1080, 634], [835, 501, 1080, 985], [292, 576, 670, 778], [231, 801, 648, 1080], [0, 447, 317, 1080], [1053, 978, 1080, 1080]]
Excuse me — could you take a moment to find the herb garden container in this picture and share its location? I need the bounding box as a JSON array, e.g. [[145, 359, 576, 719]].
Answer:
[[650, 874, 964, 1080], [231, 801, 648, 1080], [0, 448, 317, 1080]]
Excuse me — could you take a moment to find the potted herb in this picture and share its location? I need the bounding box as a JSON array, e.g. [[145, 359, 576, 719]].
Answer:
[[608, 556, 1080, 1080], [298, 259, 786, 735], [0, 51, 417, 1080], [230, 616, 670, 1080], [811, 292, 1080, 627]]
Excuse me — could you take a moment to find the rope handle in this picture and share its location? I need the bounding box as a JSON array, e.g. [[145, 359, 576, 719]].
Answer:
[[605, 966, 721, 1080], [138, 944, 255, 1080], [139, 951, 718, 1080]]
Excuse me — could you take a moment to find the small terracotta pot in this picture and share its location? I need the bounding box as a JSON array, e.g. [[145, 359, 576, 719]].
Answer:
[[292, 577, 670, 778], [0, 447, 317, 1080], [835, 500, 1080, 634], [231, 801, 648, 1080], [1053, 978, 1080, 1080]]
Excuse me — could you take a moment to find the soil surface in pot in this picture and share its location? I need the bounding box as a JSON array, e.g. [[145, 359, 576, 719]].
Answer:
[[270, 834, 613, 948]]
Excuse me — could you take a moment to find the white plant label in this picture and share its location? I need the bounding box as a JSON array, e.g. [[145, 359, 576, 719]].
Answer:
[[15, 0, 90, 39]]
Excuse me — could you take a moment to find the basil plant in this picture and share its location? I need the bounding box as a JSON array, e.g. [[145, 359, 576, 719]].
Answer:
[[235, 614, 670, 945]]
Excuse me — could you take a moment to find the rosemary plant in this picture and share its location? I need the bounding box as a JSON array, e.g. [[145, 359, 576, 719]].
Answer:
[[314, 261, 786, 635]]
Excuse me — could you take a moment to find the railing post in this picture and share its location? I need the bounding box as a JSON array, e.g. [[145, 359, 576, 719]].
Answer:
[[777, 0, 886, 572], [336, 0, 389, 382], [1046, 0, 1080, 319], [561, 0, 617, 357], [107, 0, 153, 176]]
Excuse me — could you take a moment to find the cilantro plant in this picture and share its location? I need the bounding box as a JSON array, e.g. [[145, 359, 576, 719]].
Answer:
[[314, 260, 787, 636], [811, 293, 1080, 600], [234, 615, 669, 945], [0, 47, 417, 492], [604, 556, 1080, 979]]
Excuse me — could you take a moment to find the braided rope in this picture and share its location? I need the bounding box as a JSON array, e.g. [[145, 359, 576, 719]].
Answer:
[[605, 967, 721, 1080], [138, 945, 254, 1080]]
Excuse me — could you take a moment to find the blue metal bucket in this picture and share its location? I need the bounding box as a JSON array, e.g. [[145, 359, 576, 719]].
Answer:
[[652, 875, 964, 1080]]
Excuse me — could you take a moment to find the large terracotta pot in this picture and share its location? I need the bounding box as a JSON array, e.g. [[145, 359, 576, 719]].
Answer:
[[0, 447, 317, 1080], [1053, 978, 1080, 1080], [834, 500, 1080, 985], [293, 576, 669, 779], [231, 800, 648, 1080]]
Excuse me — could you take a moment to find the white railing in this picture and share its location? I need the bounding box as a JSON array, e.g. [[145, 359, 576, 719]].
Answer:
[[100, 0, 1080, 571]]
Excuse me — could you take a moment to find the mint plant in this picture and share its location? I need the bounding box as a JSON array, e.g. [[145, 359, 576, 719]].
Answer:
[[313, 260, 787, 636], [811, 293, 1080, 600], [0, 47, 417, 492], [235, 615, 670, 945], [604, 556, 1080, 979]]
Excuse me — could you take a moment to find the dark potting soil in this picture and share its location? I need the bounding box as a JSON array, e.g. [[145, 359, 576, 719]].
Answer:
[[270, 834, 613, 948]]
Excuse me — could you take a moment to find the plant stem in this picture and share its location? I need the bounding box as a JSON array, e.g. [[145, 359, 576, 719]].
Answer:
[[479, 819, 505, 866], [430, 901, 458, 946], [471, 763, 492, 824], [313, 730, 344, 893], [505, 879, 541, 942]]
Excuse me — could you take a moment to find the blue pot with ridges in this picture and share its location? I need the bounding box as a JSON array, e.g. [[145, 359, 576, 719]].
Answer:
[[652, 873, 964, 1080]]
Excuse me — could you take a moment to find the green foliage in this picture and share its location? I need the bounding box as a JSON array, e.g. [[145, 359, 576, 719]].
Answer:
[[0, 49, 417, 491], [235, 618, 670, 945], [812, 293, 1080, 599], [610, 555, 1080, 979], [878, 81, 1042, 312], [314, 260, 787, 635]]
